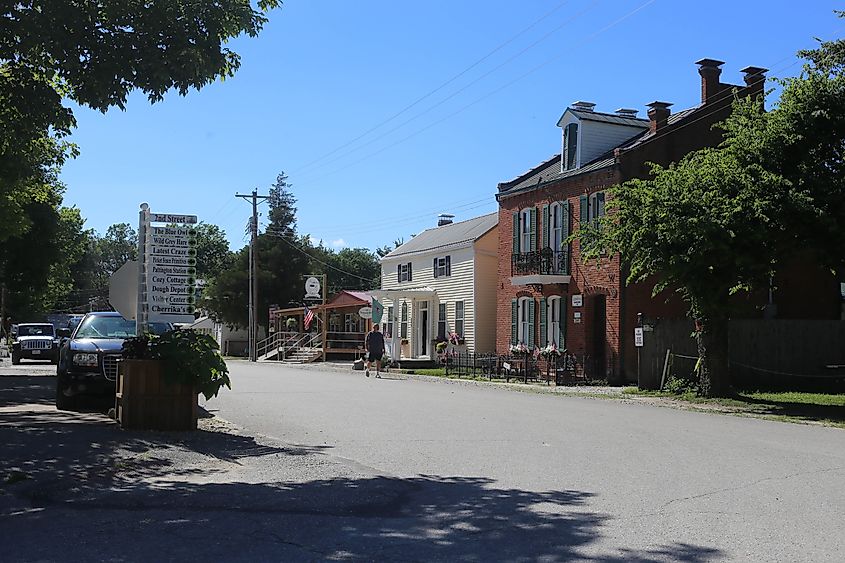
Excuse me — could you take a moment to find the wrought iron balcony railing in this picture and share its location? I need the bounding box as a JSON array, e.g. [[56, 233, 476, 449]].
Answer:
[[511, 247, 570, 277]]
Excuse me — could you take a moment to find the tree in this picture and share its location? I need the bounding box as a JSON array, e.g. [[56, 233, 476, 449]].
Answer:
[[1, 0, 281, 240], [194, 223, 234, 282], [585, 20, 845, 397]]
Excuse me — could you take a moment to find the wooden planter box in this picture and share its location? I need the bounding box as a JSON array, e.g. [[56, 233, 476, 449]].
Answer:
[[116, 359, 198, 431]]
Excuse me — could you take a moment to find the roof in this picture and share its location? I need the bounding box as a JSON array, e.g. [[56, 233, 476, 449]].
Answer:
[[383, 213, 498, 259], [558, 108, 650, 128]]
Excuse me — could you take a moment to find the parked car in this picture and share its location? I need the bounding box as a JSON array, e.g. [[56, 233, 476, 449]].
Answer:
[[55, 312, 172, 410], [11, 323, 59, 364]]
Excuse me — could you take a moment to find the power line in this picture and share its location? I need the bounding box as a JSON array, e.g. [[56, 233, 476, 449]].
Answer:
[[290, 0, 579, 176], [297, 0, 659, 185]]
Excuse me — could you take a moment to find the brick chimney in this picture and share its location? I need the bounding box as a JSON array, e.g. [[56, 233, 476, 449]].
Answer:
[[696, 58, 725, 104], [646, 101, 672, 133], [740, 66, 768, 100]]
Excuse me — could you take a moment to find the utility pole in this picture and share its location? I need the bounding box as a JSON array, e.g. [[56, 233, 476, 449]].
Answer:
[[236, 190, 270, 362]]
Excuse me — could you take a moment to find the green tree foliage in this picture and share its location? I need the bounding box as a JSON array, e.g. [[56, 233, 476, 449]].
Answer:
[[311, 245, 381, 293], [584, 19, 845, 397], [193, 222, 234, 282], [0, 0, 281, 240]]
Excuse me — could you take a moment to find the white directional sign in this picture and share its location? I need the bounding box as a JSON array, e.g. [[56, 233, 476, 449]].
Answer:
[[141, 209, 199, 324]]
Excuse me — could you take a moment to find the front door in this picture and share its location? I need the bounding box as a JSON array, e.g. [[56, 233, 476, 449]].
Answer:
[[418, 301, 429, 357]]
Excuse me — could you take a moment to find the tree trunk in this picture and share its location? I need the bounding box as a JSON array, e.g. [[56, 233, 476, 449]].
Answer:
[[696, 317, 731, 397]]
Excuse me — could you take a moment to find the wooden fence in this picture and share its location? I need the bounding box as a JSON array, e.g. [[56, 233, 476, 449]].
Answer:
[[638, 319, 845, 390]]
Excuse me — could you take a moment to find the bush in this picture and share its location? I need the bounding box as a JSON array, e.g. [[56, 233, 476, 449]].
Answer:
[[122, 329, 231, 400], [663, 375, 699, 395]]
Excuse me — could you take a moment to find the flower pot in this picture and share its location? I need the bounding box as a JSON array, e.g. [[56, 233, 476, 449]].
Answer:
[[116, 359, 198, 431]]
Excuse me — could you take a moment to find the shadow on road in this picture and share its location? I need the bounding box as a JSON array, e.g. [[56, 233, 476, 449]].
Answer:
[[0, 375, 56, 407], [1, 373, 724, 561]]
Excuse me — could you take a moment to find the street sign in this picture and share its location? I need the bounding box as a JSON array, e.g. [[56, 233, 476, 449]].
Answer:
[[358, 306, 373, 319], [141, 209, 199, 324], [634, 327, 644, 347], [109, 260, 139, 320], [305, 276, 321, 298], [149, 213, 197, 224]]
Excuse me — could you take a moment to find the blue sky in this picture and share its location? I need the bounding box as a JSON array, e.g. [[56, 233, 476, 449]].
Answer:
[[60, 1, 843, 252]]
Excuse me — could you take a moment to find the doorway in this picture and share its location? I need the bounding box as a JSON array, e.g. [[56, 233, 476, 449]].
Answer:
[[418, 301, 429, 357], [591, 295, 607, 378]]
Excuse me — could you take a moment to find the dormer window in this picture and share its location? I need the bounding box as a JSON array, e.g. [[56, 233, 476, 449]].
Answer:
[[562, 122, 578, 170]]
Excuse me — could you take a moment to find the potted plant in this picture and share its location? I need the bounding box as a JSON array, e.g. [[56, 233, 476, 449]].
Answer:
[[118, 329, 230, 431], [509, 342, 529, 356]]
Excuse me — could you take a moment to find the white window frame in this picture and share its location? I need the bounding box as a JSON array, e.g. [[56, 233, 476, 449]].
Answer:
[[549, 202, 565, 252], [518, 297, 532, 344], [563, 122, 579, 170], [437, 302, 447, 339], [589, 192, 605, 222], [520, 208, 532, 252], [547, 296, 562, 348], [399, 263, 411, 282], [435, 257, 449, 278], [455, 301, 465, 338]]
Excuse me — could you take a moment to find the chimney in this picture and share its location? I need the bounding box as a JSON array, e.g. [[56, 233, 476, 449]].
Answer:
[[615, 108, 638, 118], [571, 101, 596, 112], [646, 101, 672, 133], [437, 213, 454, 227], [740, 65, 768, 100], [696, 58, 725, 104]]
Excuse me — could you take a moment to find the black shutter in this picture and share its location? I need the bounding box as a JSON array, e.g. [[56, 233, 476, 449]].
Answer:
[[397, 264, 401, 283], [445, 256, 451, 277], [408, 262, 412, 282], [433, 257, 438, 278]]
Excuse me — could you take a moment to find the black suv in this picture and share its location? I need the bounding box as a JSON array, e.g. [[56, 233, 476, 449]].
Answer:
[[56, 312, 171, 410]]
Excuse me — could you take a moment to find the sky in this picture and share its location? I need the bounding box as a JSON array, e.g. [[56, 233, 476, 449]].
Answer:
[[60, 0, 844, 253]]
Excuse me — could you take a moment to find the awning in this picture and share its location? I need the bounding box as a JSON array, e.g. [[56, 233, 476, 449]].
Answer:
[[370, 287, 437, 300]]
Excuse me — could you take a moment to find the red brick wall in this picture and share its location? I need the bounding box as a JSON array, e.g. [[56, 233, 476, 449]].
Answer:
[[496, 167, 626, 381]]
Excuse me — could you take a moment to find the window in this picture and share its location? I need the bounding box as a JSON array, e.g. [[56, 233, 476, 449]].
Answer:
[[589, 191, 605, 222], [518, 297, 534, 347], [547, 296, 562, 347], [398, 262, 412, 283], [385, 306, 394, 338], [520, 208, 535, 252], [563, 122, 579, 170], [400, 302, 408, 339], [344, 313, 360, 333], [548, 202, 565, 252], [438, 303, 447, 339], [433, 256, 451, 278], [455, 301, 465, 338]]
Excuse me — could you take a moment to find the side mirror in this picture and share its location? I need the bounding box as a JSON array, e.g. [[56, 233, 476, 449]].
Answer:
[[57, 328, 71, 338]]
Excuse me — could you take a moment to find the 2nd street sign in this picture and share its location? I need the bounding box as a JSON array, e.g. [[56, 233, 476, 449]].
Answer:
[[149, 213, 197, 224]]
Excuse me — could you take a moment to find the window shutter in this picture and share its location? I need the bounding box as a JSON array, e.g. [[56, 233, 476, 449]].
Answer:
[[542, 205, 550, 250], [530, 208, 538, 251], [560, 296, 567, 347], [445, 255, 451, 276], [397, 264, 401, 283], [527, 299, 535, 349], [579, 194, 588, 226], [539, 298, 547, 348], [596, 191, 606, 218], [512, 212, 520, 253], [511, 299, 518, 345], [562, 200, 571, 236], [408, 262, 412, 282], [433, 257, 438, 279]]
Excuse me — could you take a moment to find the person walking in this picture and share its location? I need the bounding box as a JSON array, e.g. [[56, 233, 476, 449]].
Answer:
[[364, 323, 385, 378]]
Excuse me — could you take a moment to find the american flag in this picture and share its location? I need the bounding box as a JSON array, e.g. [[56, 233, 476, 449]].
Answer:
[[304, 306, 315, 330]]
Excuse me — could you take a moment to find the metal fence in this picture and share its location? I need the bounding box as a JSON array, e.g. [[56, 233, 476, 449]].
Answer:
[[444, 352, 584, 385]]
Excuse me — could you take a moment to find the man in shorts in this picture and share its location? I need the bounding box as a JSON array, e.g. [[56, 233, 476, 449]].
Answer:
[[364, 323, 385, 378]]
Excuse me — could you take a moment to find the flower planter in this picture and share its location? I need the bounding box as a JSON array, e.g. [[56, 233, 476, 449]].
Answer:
[[116, 359, 198, 431]]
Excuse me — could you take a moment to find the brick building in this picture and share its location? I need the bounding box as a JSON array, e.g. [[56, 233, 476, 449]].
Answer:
[[495, 59, 793, 383]]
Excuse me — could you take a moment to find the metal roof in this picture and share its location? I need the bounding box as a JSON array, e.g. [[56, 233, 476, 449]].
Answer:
[[557, 108, 650, 128], [383, 213, 498, 259]]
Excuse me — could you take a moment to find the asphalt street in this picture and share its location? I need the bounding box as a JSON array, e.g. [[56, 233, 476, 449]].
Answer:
[[206, 360, 845, 562], [3, 357, 844, 562]]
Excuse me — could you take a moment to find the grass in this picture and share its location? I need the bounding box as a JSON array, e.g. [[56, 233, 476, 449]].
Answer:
[[406, 368, 447, 377], [623, 387, 845, 428]]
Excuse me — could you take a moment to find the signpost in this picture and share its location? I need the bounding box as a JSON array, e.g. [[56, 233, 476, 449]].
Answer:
[[136, 204, 199, 333]]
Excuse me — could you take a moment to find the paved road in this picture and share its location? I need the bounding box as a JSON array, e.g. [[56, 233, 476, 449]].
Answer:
[[206, 360, 845, 562]]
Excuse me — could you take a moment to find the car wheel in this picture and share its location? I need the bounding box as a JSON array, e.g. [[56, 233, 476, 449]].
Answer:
[[55, 376, 76, 411], [11, 353, 20, 365]]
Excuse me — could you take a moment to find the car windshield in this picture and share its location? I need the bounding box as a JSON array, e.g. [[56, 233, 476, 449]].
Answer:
[[18, 324, 55, 337], [74, 316, 171, 339]]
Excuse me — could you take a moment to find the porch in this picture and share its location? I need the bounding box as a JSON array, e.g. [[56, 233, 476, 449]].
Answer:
[[370, 286, 439, 365]]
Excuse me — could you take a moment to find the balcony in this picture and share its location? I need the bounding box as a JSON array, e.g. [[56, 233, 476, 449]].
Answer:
[[510, 248, 571, 286]]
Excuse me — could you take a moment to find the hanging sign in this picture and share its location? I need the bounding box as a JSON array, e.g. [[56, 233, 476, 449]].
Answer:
[[358, 306, 373, 319], [305, 276, 321, 299]]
